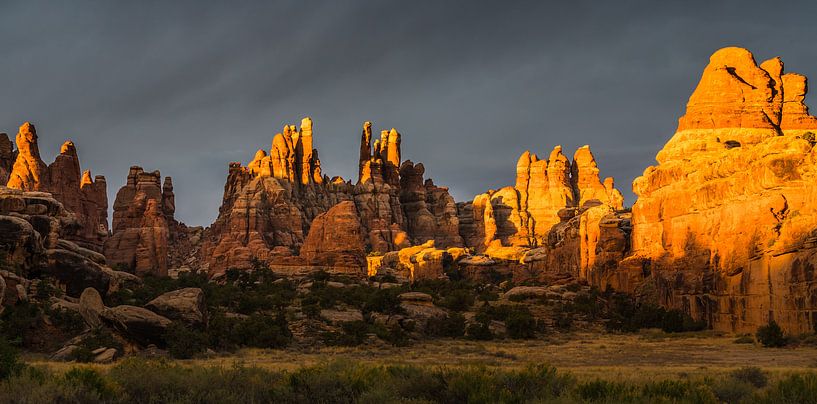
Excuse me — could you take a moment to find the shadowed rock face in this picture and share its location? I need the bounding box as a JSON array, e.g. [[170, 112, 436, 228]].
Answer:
[[595, 47, 817, 334], [3, 123, 108, 251], [104, 167, 193, 277]]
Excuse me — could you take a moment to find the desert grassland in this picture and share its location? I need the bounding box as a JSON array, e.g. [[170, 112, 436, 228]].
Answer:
[[26, 331, 817, 382]]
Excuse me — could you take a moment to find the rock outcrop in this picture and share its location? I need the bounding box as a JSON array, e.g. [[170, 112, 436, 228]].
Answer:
[[0, 186, 136, 298], [596, 47, 817, 333], [299, 201, 366, 274], [3, 123, 108, 251], [145, 287, 207, 327], [458, 145, 623, 256], [104, 167, 192, 277], [199, 118, 351, 275], [0, 133, 16, 184], [200, 118, 458, 277]]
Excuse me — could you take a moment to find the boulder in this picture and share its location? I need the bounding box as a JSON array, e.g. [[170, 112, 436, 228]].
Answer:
[[79, 287, 105, 328], [44, 248, 111, 297], [101, 305, 172, 345], [93, 348, 117, 363], [145, 288, 207, 327]]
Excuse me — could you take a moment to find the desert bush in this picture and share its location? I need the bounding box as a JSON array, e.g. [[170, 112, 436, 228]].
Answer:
[[235, 313, 291, 348], [754, 373, 817, 404], [426, 313, 466, 338], [505, 307, 538, 339], [575, 379, 636, 402], [710, 378, 754, 403], [361, 288, 403, 315], [165, 322, 209, 359], [731, 366, 768, 388], [436, 289, 475, 312], [62, 367, 115, 399], [321, 320, 373, 346], [0, 336, 23, 380], [203, 311, 291, 351], [465, 321, 493, 341], [757, 320, 787, 347], [0, 301, 41, 347]]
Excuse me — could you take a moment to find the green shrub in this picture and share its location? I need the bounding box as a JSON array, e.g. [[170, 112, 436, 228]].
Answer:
[[466, 321, 493, 341], [426, 313, 466, 338], [165, 322, 209, 359], [362, 288, 404, 315], [0, 301, 41, 346], [757, 320, 787, 347], [575, 379, 636, 402], [731, 366, 768, 388], [62, 367, 114, 399], [0, 336, 23, 380], [234, 314, 291, 348], [710, 378, 754, 403], [436, 289, 475, 312], [754, 373, 817, 404], [321, 320, 369, 346], [505, 307, 538, 339]]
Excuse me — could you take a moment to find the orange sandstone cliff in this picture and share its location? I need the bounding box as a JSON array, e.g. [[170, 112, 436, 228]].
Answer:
[[594, 47, 817, 333]]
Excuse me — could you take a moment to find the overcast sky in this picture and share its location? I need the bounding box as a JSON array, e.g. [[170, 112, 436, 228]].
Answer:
[[2, 1, 816, 226]]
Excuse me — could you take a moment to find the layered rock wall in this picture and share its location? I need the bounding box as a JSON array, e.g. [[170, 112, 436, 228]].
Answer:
[[597, 47, 817, 333]]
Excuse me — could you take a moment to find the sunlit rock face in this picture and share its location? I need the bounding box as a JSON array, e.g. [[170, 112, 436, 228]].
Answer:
[[4, 123, 109, 252], [104, 167, 195, 277], [457, 145, 623, 257], [199, 118, 353, 276], [601, 47, 817, 333], [300, 200, 366, 274], [200, 119, 463, 277]]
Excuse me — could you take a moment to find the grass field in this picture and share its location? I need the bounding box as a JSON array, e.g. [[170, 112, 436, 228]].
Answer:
[[27, 330, 817, 380]]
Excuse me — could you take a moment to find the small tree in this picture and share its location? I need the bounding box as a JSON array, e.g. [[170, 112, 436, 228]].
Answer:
[[756, 320, 786, 347]]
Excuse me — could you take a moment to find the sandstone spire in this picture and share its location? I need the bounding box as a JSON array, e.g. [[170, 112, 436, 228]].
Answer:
[[105, 166, 178, 276], [6, 122, 47, 191], [0, 133, 15, 184], [358, 121, 372, 181], [781, 73, 817, 130]]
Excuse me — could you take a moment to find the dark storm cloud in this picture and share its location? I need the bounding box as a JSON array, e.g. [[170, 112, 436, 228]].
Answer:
[[2, 0, 816, 225]]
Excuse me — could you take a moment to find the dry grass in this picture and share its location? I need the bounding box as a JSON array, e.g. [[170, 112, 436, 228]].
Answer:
[[26, 331, 817, 382]]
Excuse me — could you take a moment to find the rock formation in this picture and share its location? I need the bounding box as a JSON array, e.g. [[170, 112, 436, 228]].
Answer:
[[592, 47, 817, 333], [458, 145, 623, 255], [104, 167, 191, 277], [200, 118, 460, 277], [3, 123, 109, 251], [199, 118, 351, 275], [6, 122, 47, 191], [0, 186, 137, 298], [0, 133, 16, 184], [299, 201, 366, 274]]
